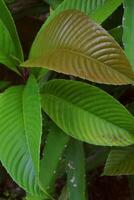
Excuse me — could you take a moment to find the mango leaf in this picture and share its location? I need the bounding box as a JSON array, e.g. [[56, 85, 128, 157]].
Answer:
[[22, 10, 134, 85], [66, 140, 86, 200], [41, 79, 134, 146], [0, 0, 23, 70], [103, 146, 134, 175], [40, 124, 69, 193], [0, 75, 43, 195], [123, 0, 134, 71], [30, 0, 123, 58]]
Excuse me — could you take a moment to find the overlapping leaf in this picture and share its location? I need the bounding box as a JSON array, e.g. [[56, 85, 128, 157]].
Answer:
[[22, 10, 134, 85], [41, 79, 134, 146], [0, 76, 42, 195], [123, 0, 134, 71], [0, 0, 23, 71], [66, 140, 86, 200], [104, 146, 134, 175], [30, 0, 123, 58], [40, 124, 69, 193]]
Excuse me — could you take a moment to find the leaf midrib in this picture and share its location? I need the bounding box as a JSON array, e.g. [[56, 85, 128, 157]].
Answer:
[[21, 87, 37, 179], [42, 93, 133, 136], [42, 48, 134, 83]]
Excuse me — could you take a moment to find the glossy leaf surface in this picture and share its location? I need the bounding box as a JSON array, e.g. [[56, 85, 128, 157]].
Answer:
[[41, 79, 134, 146], [0, 76, 42, 195], [30, 0, 123, 58], [23, 10, 134, 85]]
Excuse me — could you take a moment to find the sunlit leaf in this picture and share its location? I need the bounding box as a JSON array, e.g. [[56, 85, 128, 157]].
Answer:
[[41, 79, 134, 146], [30, 0, 123, 58], [22, 10, 134, 85], [0, 75, 43, 195]]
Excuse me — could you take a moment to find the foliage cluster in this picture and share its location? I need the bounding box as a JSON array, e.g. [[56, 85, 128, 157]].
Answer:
[[0, 0, 134, 199]]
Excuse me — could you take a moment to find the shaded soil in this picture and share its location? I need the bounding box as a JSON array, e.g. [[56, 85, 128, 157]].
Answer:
[[90, 175, 130, 200]]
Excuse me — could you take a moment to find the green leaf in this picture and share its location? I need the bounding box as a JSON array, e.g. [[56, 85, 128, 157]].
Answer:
[[0, 19, 19, 72], [103, 146, 134, 175], [0, 0, 23, 65], [41, 79, 134, 146], [123, 0, 134, 70], [22, 10, 134, 85], [44, 0, 63, 9], [0, 80, 10, 90], [30, 0, 123, 59], [26, 194, 44, 200], [66, 140, 86, 200], [0, 75, 42, 195], [40, 124, 69, 193], [109, 26, 123, 44]]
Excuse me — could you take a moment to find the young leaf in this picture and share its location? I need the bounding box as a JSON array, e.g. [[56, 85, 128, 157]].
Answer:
[[123, 0, 134, 70], [41, 79, 134, 146], [22, 10, 134, 85], [0, 75, 43, 195], [40, 124, 69, 193], [30, 0, 123, 58], [103, 146, 134, 175], [66, 140, 86, 200]]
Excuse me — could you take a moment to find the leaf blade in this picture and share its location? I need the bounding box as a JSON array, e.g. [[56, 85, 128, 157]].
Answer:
[[66, 140, 86, 200], [22, 10, 134, 85], [123, 0, 134, 71], [30, 0, 123, 58], [104, 146, 134, 175], [40, 124, 69, 193], [41, 79, 134, 146], [0, 0, 23, 62], [0, 76, 42, 195]]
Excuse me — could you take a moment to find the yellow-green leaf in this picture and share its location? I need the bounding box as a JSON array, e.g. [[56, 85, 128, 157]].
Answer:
[[0, 76, 43, 195], [30, 0, 123, 58], [22, 10, 134, 85], [104, 146, 134, 175], [41, 79, 134, 146]]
